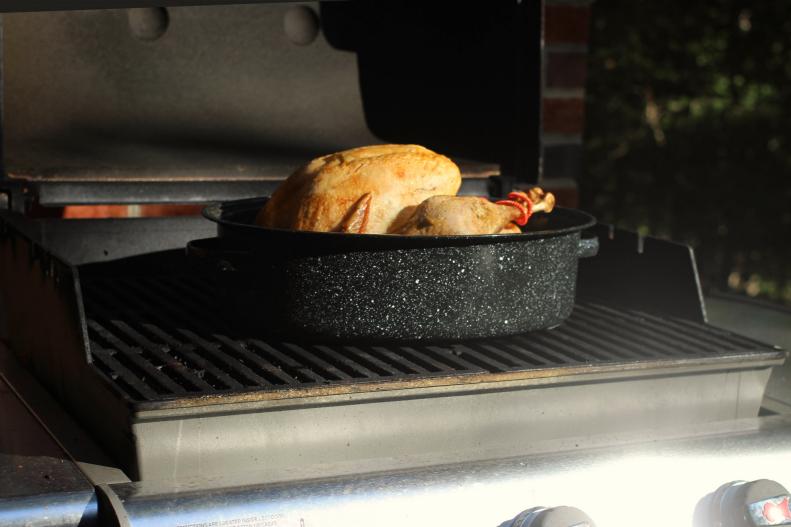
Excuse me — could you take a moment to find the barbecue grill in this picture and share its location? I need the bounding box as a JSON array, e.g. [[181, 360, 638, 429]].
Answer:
[[1, 2, 790, 527]]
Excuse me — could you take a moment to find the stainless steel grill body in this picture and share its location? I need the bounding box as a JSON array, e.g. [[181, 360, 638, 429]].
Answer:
[[0, 215, 783, 481], [93, 415, 791, 527]]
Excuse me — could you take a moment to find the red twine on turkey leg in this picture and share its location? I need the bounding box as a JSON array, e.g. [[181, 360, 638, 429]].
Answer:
[[508, 192, 534, 219], [495, 199, 529, 225], [495, 191, 535, 226]]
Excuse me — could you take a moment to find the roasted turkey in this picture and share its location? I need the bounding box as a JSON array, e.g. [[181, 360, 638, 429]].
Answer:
[[256, 144, 461, 234], [256, 144, 555, 235]]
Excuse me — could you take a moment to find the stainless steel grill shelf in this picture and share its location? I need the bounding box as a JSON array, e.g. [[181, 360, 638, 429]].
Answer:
[[80, 272, 783, 406]]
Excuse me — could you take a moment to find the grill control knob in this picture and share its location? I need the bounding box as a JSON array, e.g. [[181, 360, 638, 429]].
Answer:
[[695, 479, 791, 526], [505, 506, 596, 527]]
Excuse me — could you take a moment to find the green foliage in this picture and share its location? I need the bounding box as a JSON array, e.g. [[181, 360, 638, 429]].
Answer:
[[582, 0, 791, 304]]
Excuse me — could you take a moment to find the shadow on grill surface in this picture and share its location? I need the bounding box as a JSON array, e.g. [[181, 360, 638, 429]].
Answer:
[[78, 250, 782, 405]]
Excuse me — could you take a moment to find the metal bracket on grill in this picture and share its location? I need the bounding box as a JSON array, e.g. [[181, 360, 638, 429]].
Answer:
[[577, 224, 707, 323]]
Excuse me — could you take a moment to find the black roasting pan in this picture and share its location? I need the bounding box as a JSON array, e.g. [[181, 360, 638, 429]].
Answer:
[[188, 197, 598, 341]]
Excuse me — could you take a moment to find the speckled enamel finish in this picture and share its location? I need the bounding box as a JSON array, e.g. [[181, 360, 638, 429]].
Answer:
[[199, 198, 596, 342], [322, 236, 577, 339]]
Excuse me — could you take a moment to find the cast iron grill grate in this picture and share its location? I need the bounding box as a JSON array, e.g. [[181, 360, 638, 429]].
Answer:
[[80, 274, 780, 403]]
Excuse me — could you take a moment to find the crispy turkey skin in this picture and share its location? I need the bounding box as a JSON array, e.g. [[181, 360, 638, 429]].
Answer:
[[256, 144, 461, 234]]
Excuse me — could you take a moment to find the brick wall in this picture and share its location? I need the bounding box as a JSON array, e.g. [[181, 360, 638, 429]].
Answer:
[[540, 0, 593, 207]]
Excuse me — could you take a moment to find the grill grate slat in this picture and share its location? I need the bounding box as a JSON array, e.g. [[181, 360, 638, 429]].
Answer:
[[177, 329, 273, 387], [92, 346, 160, 401], [88, 320, 189, 395], [79, 272, 782, 403], [459, 343, 528, 369], [281, 343, 354, 381], [568, 308, 682, 358], [572, 304, 696, 356], [250, 340, 325, 384], [495, 340, 557, 366], [671, 317, 774, 349], [312, 346, 380, 379], [134, 323, 222, 391], [105, 319, 213, 392], [424, 346, 489, 372], [343, 346, 402, 376], [579, 304, 730, 355], [213, 336, 295, 385], [636, 311, 751, 351], [555, 321, 646, 360], [371, 347, 431, 375], [439, 345, 512, 372], [517, 332, 609, 363]]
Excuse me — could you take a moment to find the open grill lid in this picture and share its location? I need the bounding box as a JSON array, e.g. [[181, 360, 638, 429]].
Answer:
[[0, 1, 542, 212]]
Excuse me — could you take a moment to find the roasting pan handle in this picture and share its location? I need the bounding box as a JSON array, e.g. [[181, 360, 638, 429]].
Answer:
[[577, 237, 599, 258]]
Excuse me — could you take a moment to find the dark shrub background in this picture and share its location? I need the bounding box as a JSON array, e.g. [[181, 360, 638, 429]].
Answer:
[[582, 1, 791, 304]]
